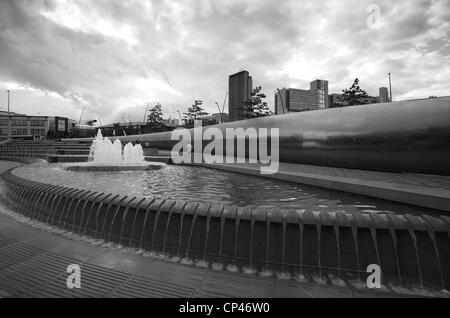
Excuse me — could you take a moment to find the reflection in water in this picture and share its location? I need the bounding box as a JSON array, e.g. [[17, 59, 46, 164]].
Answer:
[[12, 162, 441, 216]]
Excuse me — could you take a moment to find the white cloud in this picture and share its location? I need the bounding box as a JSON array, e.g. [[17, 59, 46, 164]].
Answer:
[[40, 0, 138, 46], [0, 0, 448, 124]]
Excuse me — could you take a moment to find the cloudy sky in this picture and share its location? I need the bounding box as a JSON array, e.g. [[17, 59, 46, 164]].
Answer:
[[0, 0, 449, 124]]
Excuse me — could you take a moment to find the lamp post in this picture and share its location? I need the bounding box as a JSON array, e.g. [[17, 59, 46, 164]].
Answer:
[[388, 73, 393, 102], [6, 90, 11, 138]]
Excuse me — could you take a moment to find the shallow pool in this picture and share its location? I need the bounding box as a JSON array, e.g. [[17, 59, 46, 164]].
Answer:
[[12, 161, 441, 216]]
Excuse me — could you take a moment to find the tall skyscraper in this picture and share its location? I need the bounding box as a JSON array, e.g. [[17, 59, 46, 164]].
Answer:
[[228, 70, 253, 121]]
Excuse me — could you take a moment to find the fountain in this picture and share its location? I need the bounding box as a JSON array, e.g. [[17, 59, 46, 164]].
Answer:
[[1, 97, 450, 295], [65, 130, 165, 171]]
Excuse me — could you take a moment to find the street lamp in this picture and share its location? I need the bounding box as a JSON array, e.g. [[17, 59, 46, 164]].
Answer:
[[6, 90, 11, 138], [388, 73, 393, 102]]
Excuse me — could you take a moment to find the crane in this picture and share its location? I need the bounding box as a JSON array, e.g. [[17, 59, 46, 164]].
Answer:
[[177, 110, 184, 126], [215, 102, 222, 123], [214, 92, 228, 124], [78, 107, 86, 125], [143, 103, 150, 124], [221, 92, 228, 115]]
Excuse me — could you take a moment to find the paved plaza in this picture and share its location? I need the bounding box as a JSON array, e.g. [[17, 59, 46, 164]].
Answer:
[[0, 197, 394, 298]]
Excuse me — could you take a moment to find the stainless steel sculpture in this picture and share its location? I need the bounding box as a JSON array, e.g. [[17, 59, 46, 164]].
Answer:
[[114, 96, 450, 175]]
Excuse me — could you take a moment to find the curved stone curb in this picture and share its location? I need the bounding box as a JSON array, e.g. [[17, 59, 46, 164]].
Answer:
[[64, 164, 164, 172]]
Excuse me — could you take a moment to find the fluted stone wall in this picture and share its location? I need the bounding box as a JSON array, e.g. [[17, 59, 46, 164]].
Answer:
[[2, 167, 450, 289]]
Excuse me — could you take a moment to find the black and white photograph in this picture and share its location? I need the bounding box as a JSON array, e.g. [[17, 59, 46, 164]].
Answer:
[[0, 0, 449, 305]]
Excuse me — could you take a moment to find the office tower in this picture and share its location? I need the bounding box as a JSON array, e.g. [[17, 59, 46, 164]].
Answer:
[[228, 70, 253, 121], [275, 80, 329, 114]]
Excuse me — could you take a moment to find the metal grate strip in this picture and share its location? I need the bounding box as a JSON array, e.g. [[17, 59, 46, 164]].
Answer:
[[0, 235, 196, 298]]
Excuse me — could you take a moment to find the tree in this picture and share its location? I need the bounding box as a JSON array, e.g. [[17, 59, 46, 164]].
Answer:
[[46, 127, 56, 140], [341, 78, 370, 106], [85, 119, 98, 126], [183, 100, 208, 127], [240, 86, 272, 119], [146, 103, 164, 130]]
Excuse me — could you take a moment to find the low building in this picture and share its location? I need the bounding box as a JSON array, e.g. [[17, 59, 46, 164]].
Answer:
[[275, 80, 329, 114], [329, 87, 389, 108], [70, 124, 97, 138], [212, 112, 230, 123], [0, 111, 70, 139], [162, 118, 181, 127], [202, 113, 230, 124], [379, 87, 389, 103], [96, 120, 178, 137], [96, 122, 146, 137]]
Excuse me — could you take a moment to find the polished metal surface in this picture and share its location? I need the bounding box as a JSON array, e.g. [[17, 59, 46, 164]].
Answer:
[[71, 97, 450, 175]]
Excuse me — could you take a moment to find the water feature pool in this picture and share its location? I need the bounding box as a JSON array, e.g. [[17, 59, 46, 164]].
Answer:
[[4, 160, 450, 292], [12, 161, 441, 217]]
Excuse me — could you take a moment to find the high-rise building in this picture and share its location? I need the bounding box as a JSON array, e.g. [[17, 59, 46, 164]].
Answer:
[[275, 80, 329, 114], [228, 70, 253, 121]]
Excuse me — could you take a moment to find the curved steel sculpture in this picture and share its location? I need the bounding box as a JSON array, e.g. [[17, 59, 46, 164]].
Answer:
[[91, 97, 450, 175]]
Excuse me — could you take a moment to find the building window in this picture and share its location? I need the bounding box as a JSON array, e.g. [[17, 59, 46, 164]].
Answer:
[[31, 129, 46, 136], [12, 128, 28, 135], [12, 119, 28, 126], [31, 120, 46, 126]]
